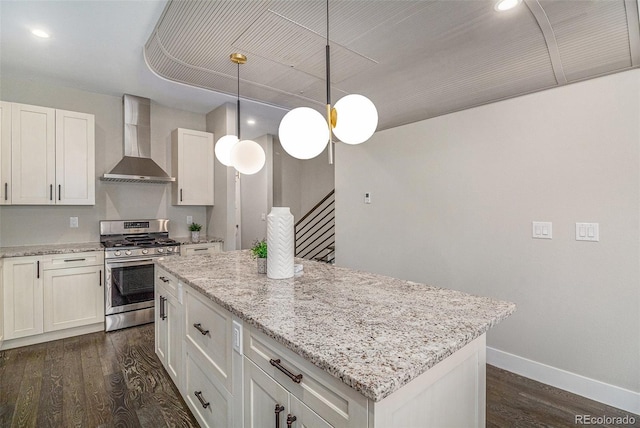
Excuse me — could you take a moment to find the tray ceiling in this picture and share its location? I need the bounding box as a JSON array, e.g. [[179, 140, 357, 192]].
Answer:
[[145, 0, 640, 131]]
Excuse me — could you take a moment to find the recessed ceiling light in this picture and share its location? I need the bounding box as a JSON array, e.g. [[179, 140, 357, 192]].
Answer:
[[247, 119, 256, 125], [31, 29, 50, 38], [495, 0, 521, 11]]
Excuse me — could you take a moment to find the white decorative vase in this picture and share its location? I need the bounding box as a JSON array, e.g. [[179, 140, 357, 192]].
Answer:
[[191, 231, 200, 243], [267, 207, 294, 279]]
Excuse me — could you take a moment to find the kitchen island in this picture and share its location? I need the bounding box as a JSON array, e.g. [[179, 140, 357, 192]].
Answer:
[[155, 251, 515, 428]]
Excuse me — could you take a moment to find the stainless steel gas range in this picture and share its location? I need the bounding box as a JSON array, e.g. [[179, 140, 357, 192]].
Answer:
[[100, 219, 180, 331]]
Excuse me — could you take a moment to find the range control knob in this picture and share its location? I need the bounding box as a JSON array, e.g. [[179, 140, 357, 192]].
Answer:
[[125, 250, 132, 256], [114, 251, 121, 257], [157, 248, 165, 253], [166, 247, 173, 253], [141, 249, 149, 255]]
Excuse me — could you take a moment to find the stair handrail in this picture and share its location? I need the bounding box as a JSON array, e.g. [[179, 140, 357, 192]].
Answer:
[[295, 189, 335, 228]]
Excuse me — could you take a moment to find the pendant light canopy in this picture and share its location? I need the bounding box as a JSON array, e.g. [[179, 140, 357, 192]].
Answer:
[[278, 0, 378, 162], [214, 53, 265, 175]]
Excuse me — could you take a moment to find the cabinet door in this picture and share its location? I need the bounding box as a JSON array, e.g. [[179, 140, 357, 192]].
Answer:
[[0, 101, 11, 205], [173, 128, 214, 206], [43, 265, 104, 331], [289, 394, 333, 428], [185, 349, 233, 428], [11, 103, 55, 205], [3, 256, 44, 339], [244, 357, 290, 428], [55, 109, 95, 205], [0, 261, 4, 346], [156, 286, 182, 385]]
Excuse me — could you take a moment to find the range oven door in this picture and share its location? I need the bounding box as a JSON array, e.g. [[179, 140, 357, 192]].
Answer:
[[105, 257, 156, 315]]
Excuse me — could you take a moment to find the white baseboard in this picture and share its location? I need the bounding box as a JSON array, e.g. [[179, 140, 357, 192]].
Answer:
[[487, 347, 640, 416]]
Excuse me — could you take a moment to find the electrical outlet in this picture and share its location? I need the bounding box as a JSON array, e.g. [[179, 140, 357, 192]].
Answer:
[[187, 215, 193, 224], [70, 217, 79, 228]]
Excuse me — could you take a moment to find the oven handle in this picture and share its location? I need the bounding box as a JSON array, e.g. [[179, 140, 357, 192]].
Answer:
[[106, 258, 155, 268]]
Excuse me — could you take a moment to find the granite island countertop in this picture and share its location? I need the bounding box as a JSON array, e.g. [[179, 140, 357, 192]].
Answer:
[[0, 242, 104, 258], [155, 250, 516, 402]]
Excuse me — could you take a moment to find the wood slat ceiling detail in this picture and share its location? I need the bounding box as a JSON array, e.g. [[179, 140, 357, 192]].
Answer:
[[144, 0, 640, 131]]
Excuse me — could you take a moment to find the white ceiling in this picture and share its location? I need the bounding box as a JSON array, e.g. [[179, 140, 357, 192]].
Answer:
[[2, 1, 639, 136]]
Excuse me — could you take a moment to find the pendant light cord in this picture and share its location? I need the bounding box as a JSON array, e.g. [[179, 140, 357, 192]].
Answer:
[[237, 62, 241, 140], [325, 0, 331, 106]]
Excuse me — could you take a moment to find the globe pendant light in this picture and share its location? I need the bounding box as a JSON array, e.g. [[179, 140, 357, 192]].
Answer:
[[215, 53, 265, 175], [278, 0, 378, 162]]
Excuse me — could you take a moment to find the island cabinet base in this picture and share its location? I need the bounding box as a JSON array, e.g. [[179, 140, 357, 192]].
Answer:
[[369, 334, 486, 428], [154, 266, 488, 428]]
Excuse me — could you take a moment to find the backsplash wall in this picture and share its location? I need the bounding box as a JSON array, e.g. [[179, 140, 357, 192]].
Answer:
[[0, 77, 208, 246]]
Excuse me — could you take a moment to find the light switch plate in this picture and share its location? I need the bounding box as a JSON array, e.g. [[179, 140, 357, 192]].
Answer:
[[364, 192, 371, 204], [70, 217, 79, 228], [576, 223, 599, 242], [532, 221, 552, 239]]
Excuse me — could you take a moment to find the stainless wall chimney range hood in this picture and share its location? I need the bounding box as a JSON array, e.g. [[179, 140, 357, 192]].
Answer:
[[101, 95, 175, 183]]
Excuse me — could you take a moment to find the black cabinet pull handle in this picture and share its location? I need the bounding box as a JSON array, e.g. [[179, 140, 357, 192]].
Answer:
[[160, 296, 167, 320], [99, 270, 102, 286], [49, 184, 53, 201], [159, 276, 170, 283], [193, 248, 208, 251], [193, 323, 209, 335], [269, 359, 303, 384], [36, 260, 40, 278], [194, 391, 210, 409], [275, 404, 285, 428], [286, 414, 297, 428], [64, 258, 86, 262], [58, 184, 61, 200], [4, 182, 7, 201], [180, 188, 183, 202]]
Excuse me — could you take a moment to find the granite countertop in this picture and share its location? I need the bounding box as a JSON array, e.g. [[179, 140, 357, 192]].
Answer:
[[173, 236, 224, 245], [156, 250, 516, 402], [0, 242, 104, 258]]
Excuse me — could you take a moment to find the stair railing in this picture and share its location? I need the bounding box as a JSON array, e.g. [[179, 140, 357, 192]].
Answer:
[[295, 189, 335, 263]]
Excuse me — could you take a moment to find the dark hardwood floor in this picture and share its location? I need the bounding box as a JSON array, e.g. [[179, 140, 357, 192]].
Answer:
[[1, 325, 638, 427]]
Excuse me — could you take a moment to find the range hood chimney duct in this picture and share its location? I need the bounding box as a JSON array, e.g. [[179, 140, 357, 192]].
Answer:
[[101, 94, 175, 183]]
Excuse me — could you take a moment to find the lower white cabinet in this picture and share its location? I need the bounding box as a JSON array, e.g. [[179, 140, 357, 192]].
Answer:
[[184, 345, 234, 428], [3, 255, 44, 340], [43, 264, 103, 331], [244, 357, 290, 428], [181, 242, 222, 256], [155, 280, 182, 386], [2, 251, 104, 347]]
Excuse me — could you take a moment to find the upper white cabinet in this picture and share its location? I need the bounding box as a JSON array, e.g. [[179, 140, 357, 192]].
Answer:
[[55, 109, 95, 205], [11, 103, 56, 205], [172, 128, 214, 206], [0, 102, 11, 205], [4, 101, 95, 205]]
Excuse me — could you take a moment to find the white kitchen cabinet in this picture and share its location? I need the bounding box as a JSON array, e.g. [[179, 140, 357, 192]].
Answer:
[[181, 242, 222, 256], [11, 103, 56, 205], [5, 102, 95, 205], [2, 251, 105, 349], [2, 255, 44, 340], [244, 357, 291, 428], [290, 394, 333, 428], [0, 101, 11, 205], [155, 278, 182, 387], [0, 260, 4, 347], [55, 109, 95, 205], [171, 128, 214, 206], [43, 262, 104, 332]]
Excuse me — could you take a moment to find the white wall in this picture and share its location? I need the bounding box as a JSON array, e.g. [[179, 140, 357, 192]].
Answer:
[[240, 134, 272, 249], [0, 77, 208, 246], [336, 70, 640, 394]]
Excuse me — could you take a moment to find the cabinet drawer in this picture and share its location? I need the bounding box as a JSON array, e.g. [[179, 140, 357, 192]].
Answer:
[[155, 267, 178, 298], [43, 251, 103, 270], [181, 243, 221, 256], [184, 348, 232, 428], [244, 326, 368, 428], [184, 287, 233, 392]]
